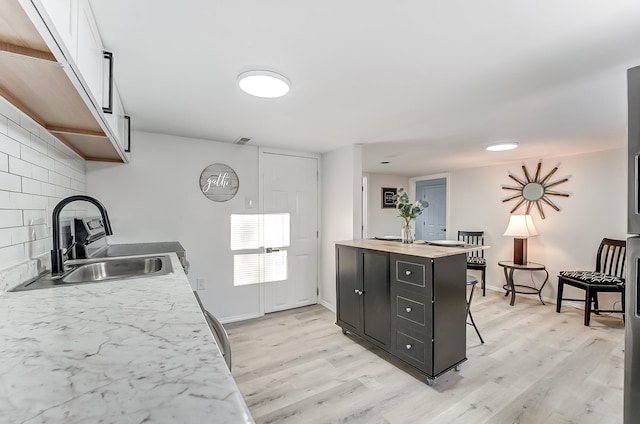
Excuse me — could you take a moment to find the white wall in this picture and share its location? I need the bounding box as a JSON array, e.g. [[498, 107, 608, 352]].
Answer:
[[319, 145, 362, 310], [86, 131, 261, 322], [0, 97, 87, 291], [364, 173, 409, 238], [449, 147, 626, 309]]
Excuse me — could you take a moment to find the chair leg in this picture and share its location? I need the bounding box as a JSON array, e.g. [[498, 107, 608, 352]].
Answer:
[[584, 288, 592, 326], [481, 268, 486, 296], [556, 280, 564, 313], [468, 310, 484, 343], [622, 288, 626, 325], [594, 292, 600, 315]]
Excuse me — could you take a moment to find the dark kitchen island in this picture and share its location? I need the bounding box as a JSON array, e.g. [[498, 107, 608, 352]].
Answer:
[[335, 239, 480, 385]]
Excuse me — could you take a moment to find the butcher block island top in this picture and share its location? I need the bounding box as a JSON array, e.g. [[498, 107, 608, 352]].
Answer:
[[335, 239, 487, 258]]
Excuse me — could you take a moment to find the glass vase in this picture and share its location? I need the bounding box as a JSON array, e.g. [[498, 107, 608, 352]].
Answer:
[[401, 220, 414, 244]]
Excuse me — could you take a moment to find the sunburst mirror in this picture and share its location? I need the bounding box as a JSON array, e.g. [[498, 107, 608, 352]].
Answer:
[[502, 161, 570, 219]]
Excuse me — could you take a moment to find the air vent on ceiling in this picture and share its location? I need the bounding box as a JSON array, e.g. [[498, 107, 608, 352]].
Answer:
[[234, 137, 252, 145]]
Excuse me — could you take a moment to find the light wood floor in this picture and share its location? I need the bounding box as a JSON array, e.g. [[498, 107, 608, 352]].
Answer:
[[226, 289, 624, 424]]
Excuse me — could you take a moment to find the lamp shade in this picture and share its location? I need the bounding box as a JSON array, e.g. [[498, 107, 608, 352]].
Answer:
[[503, 214, 538, 238]]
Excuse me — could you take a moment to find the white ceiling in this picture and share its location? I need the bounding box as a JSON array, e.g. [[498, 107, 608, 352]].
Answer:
[[89, 0, 640, 176]]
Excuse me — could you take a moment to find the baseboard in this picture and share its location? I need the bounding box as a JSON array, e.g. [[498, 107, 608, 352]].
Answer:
[[318, 298, 336, 313], [219, 311, 262, 324]]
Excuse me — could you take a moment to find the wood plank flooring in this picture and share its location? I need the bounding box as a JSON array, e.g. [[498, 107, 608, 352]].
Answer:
[[225, 290, 624, 424]]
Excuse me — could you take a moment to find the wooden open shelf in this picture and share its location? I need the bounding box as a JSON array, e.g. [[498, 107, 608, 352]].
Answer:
[[0, 0, 123, 162]]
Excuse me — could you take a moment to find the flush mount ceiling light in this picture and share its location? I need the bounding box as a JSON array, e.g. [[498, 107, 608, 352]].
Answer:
[[486, 142, 518, 152], [238, 70, 290, 98]]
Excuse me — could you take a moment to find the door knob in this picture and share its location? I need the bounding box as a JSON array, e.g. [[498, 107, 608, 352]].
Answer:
[[405, 307, 412, 313], [406, 344, 412, 350], [405, 270, 412, 276]]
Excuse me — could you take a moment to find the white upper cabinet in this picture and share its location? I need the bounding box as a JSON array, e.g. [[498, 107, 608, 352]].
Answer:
[[75, 0, 104, 110], [21, 0, 129, 161], [39, 0, 78, 61]]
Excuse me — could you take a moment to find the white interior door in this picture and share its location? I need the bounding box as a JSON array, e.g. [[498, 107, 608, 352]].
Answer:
[[417, 184, 447, 240], [262, 152, 318, 313]]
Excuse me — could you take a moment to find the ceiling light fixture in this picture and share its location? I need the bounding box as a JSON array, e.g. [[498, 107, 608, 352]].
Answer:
[[238, 70, 290, 98], [486, 142, 518, 152]]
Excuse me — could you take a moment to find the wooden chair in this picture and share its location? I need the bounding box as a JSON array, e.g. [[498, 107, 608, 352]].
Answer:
[[556, 238, 626, 326], [458, 231, 487, 296]]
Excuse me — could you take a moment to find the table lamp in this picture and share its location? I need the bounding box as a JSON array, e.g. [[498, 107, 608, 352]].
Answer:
[[503, 214, 538, 265]]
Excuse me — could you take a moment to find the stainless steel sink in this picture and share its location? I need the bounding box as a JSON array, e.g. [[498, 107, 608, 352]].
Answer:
[[63, 256, 169, 283], [10, 255, 173, 291]]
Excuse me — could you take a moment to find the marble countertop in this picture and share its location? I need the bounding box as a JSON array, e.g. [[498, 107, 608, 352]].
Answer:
[[336, 239, 489, 258], [0, 254, 254, 424]]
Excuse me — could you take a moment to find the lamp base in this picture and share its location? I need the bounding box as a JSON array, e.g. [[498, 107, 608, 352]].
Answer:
[[513, 238, 528, 265]]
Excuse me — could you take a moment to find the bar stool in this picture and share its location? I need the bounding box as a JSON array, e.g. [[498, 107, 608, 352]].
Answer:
[[466, 275, 484, 343]]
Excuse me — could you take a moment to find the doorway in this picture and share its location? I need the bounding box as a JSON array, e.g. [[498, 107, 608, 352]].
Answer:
[[261, 151, 319, 314], [415, 177, 447, 241]]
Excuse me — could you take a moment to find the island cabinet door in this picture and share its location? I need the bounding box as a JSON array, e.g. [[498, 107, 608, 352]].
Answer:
[[362, 249, 391, 347], [336, 245, 362, 333]]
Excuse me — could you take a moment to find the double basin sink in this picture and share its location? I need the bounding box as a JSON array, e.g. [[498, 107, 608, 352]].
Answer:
[[11, 254, 173, 291]]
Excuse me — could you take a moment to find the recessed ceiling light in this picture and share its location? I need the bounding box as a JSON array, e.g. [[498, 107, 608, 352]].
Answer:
[[238, 70, 290, 98], [486, 142, 518, 152]]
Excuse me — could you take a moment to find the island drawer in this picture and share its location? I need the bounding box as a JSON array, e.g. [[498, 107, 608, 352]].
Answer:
[[391, 254, 433, 295], [396, 295, 427, 326], [396, 330, 428, 369]]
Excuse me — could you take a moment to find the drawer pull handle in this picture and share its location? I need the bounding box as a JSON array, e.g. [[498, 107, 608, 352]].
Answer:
[[405, 307, 412, 313], [354, 289, 363, 296], [406, 344, 412, 350], [405, 270, 412, 276]]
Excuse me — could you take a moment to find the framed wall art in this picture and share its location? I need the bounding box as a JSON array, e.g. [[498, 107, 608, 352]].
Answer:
[[381, 187, 397, 208]]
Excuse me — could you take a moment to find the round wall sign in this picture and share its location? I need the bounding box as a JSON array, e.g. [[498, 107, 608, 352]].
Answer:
[[199, 163, 239, 202]]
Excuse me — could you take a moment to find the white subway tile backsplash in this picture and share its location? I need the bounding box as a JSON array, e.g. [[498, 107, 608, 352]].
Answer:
[[0, 210, 23, 228], [32, 165, 48, 182], [49, 171, 71, 188], [8, 192, 34, 210], [41, 182, 56, 197], [8, 121, 30, 145], [0, 98, 21, 125], [25, 238, 49, 259], [0, 115, 7, 135], [0, 98, 87, 273], [55, 185, 78, 199], [21, 144, 41, 166], [0, 191, 11, 208], [70, 179, 86, 192], [0, 133, 21, 157], [22, 178, 42, 195], [0, 244, 26, 269], [0, 171, 21, 192], [11, 226, 31, 245], [30, 134, 49, 155], [9, 157, 32, 178], [38, 128, 56, 145], [31, 224, 47, 240], [40, 155, 55, 171], [23, 210, 45, 226], [0, 152, 8, 172], [19, 114, 41, 136], [0, 228, 12, 247]]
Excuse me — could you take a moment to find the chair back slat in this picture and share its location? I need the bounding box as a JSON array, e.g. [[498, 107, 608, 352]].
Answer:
[[458, 231, 485, 259], [596, 238, 626, 279]]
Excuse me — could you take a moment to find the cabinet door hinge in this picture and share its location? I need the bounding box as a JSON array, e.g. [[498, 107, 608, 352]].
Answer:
[[317, 287, 319, 296]]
